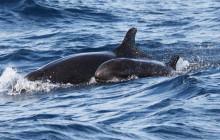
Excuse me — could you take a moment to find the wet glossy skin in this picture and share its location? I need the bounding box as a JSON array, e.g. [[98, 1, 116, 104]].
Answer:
[[25, 28, 153, 84], [95, 56, 179, 83]]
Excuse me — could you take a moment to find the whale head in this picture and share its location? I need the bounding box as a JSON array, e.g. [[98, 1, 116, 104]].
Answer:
[[25, 70, 45, 81], [95, 59, 134, 83]]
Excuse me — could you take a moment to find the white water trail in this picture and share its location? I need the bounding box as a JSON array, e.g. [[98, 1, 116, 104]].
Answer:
[[0, 67, 71, 95]]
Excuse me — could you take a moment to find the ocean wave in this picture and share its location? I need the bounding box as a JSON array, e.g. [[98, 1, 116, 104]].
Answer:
[[0, 0, 23, 5], [0, 0, 118, 22], [149, 20, 190, 27], [19, 0, 61, 17], [1, 0, 62, 18], [64, 6, 118, 22], [143, 125, 201, 139]]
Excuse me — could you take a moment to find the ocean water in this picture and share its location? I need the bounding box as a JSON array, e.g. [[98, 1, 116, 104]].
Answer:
[[0, 0, 220, 139]]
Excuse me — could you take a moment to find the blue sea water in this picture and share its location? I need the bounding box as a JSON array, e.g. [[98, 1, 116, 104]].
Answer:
[[0, 0, 220, 139]]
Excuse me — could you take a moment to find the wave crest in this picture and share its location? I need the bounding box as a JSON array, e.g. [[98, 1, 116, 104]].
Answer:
[[1, 0, 61, 18]]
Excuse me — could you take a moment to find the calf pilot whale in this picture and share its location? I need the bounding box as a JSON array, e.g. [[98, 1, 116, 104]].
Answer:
[[95, 55, 180, 83], [25, 28, 153, 84]]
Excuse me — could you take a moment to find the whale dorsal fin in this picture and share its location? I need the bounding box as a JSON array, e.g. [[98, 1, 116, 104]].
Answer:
[[120, 28, 137, 49], [166, 55, 180, 70], [113, 28, 154, 59]]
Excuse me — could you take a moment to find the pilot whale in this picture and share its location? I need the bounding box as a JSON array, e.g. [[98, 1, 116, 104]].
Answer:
[[25, 28, 153, 84], [94, 55, 180, 83]]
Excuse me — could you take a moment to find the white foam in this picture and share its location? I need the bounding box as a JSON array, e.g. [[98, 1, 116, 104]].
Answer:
[[176, 57, 190, 71], [0, 67, 71, 95], [98, 75, 139, 83], [0, 67, 19, 94], [88, 77, 97, 84]]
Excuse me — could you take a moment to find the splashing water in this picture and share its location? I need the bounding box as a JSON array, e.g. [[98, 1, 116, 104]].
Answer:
[[0, 67, 19, 94], [0, 67, 72, 95], [176, 57, 190, 71]]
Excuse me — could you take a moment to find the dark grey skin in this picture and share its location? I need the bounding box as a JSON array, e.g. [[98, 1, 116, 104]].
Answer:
[[25, 28, 153, 84], [95, 55, 180, 83]]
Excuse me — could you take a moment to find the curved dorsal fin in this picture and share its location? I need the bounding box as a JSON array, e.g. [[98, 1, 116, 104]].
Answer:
[[113, 28, 154, 59], [166, 55, 180, 70], [121, 27, 137, 49]]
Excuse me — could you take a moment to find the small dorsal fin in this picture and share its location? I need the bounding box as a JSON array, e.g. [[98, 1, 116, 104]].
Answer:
[[113, 28, 154, 59], [166, 55, 180, 70]]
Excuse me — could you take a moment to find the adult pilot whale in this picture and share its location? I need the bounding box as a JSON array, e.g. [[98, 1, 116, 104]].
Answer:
[[95, 55, 180, 83], [25, 28, 153, 84]]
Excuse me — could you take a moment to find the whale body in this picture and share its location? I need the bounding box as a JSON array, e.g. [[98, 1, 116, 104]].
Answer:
[[95, 55, 180, 83], [25, 28, 153, 84]]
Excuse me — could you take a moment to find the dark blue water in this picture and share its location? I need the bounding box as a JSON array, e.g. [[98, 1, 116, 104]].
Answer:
[[0, 0, 220, 139]]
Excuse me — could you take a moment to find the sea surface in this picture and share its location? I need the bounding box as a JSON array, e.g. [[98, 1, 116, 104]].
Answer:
[[0, 0, 220, 139]]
